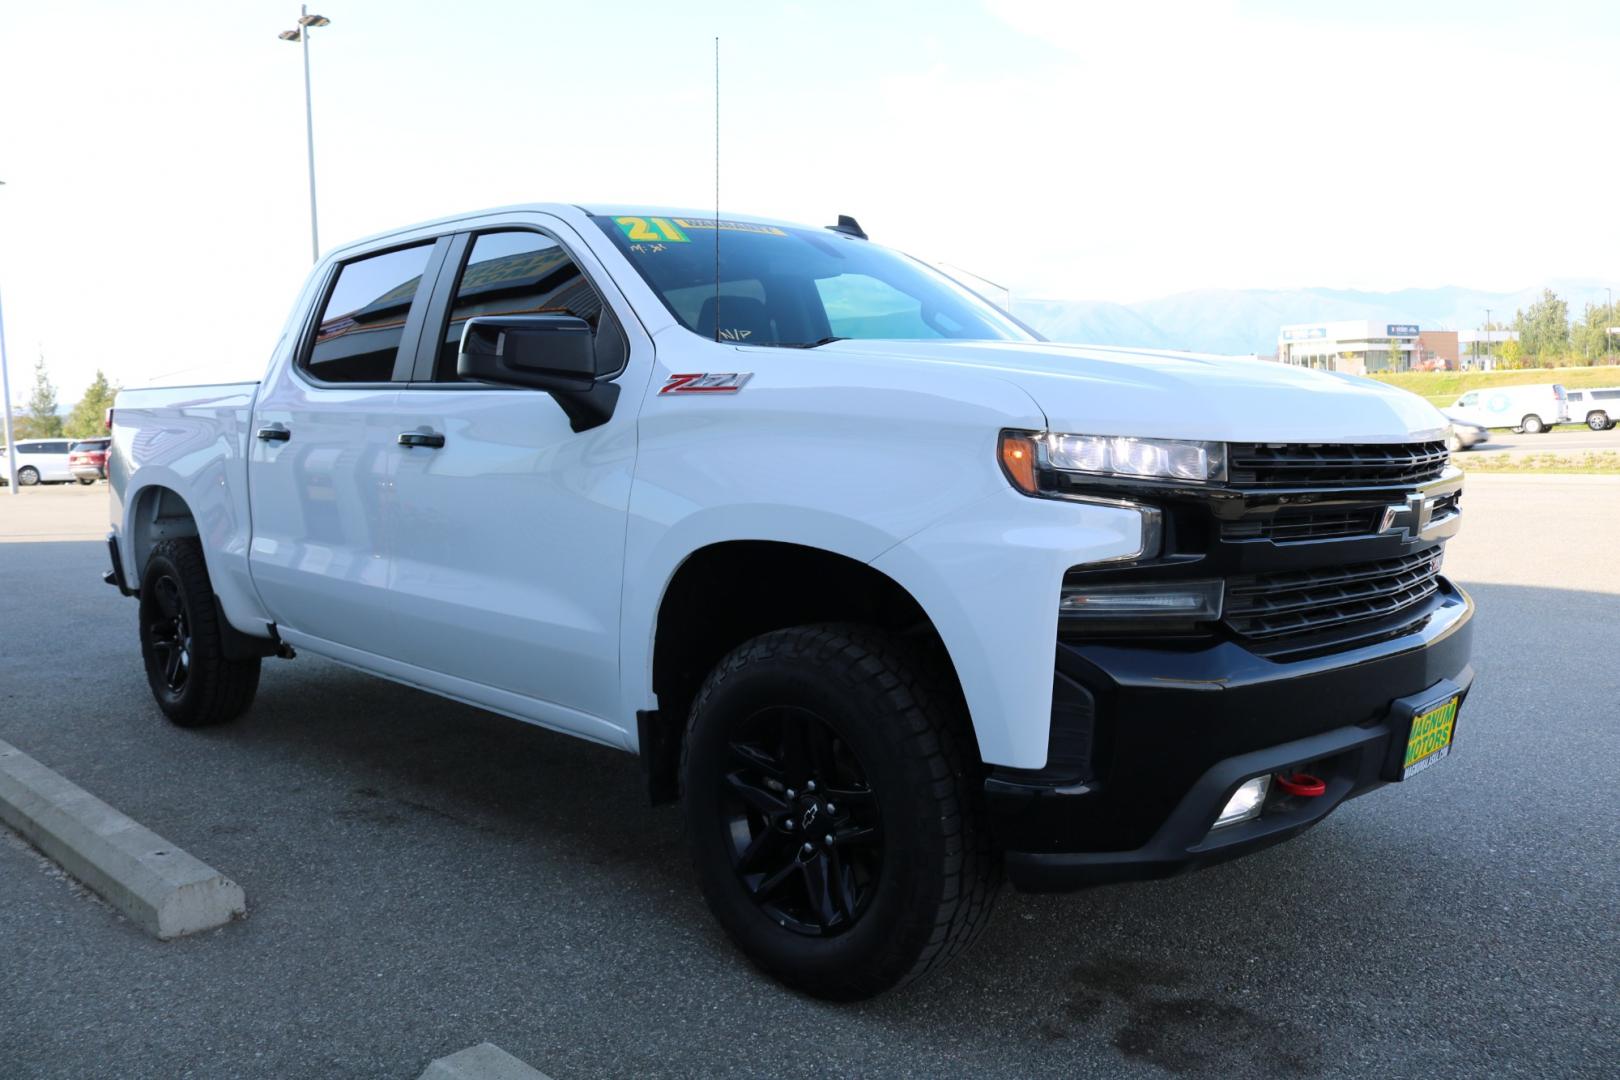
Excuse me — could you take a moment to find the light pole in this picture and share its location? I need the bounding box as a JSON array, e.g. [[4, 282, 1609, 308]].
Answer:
[[1483, 308, 1492, 370], [0, 180, 16, 495], [280, 7, 331, 264]]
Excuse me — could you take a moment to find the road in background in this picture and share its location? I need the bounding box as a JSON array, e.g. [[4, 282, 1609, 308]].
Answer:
[[0, 479, 1615, 1079], [1460, 427, 1618, 457]]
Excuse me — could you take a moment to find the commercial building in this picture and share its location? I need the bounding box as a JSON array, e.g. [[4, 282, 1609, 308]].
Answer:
[[1277, 321, 1422, 374]]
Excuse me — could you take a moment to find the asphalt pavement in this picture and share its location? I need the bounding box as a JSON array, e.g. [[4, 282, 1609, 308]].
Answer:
[[1462, 426, 1619, 456], [0, 478, 1615, 1079]]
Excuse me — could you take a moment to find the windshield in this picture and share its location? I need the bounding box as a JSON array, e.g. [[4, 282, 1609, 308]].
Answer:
[[590, 214, 1036, 347]]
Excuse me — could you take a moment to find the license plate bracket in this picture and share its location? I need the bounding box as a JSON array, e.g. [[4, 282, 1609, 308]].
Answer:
[[1381, 680, 1465, 782]]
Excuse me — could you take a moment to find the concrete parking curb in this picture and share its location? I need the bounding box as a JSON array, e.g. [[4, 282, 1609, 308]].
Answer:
[[418, 1042, 552, 1080], [0, 739, 245, 940]]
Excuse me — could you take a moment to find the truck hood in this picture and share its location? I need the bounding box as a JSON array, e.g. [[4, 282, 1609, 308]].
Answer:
[[816, 339, 1447, 444]]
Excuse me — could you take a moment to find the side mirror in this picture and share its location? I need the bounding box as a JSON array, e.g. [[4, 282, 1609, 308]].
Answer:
[[458, 315, 597, 392], [457, 314, 621, 433]]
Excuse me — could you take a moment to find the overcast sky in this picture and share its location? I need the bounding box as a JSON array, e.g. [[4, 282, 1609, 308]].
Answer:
[[1, 0, 1616, 401]]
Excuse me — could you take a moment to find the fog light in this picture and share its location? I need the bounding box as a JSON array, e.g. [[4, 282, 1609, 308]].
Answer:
[[1213, 775, 1270, 828]]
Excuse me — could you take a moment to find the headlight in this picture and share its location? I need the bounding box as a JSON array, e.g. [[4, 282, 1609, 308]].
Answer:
[[1000, 431, 1226, 491]]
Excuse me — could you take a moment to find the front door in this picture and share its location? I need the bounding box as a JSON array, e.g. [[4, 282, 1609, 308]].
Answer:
[[380, 225, 641, 742]]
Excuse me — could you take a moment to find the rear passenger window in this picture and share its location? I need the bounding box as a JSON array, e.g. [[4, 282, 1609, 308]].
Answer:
[[432, 232, 606, 382], [305, 243, 435, 383], [1594, 390, 1620, 401]]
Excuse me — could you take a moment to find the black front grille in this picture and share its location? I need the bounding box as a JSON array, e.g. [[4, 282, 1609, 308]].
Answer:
[[1227, 442, 1449, 488], [1220, 507, 1381, 542], [1224, 546, 1443, 643]]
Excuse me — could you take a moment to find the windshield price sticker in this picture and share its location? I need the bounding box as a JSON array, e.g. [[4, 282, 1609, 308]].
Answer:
[[615, 216, 789, 247]]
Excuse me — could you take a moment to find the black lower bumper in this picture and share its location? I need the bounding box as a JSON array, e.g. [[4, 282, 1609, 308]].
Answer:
[[991, 580, 1475, 892]]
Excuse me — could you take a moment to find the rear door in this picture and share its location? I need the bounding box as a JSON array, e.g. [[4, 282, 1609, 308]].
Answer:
[[375, 220, 644, 737], [247, 237, 448, 654]]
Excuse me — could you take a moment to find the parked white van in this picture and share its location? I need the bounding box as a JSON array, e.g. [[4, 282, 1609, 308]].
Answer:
[[0, 438, 77, 485], [1447, 384, 1569, 433], [1562, 387, 1620, 431]]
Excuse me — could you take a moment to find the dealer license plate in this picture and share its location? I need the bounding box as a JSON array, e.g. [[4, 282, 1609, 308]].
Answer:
[[1402, 696, 1459, 779]]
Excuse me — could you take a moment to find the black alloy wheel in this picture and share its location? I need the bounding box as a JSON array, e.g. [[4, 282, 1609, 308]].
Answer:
[[720, 705, 882, 936], [146, 573, 193, 695], [137, 537, 261, 727], [683, 624, 1000, 1000]]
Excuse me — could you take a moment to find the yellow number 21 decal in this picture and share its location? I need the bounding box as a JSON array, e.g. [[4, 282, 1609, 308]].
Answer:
[[616, 216, 689, 243]]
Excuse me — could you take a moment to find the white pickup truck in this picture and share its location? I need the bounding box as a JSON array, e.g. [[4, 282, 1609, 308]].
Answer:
[[107, 203, 1475, 999]]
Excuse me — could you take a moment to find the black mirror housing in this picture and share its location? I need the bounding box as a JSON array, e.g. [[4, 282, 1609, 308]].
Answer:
[[458, 315, 597, 391], [456, 314, 620, 433]]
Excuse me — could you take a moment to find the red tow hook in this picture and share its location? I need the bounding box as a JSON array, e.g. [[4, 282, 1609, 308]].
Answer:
[[1275, 772, 1326, 797]]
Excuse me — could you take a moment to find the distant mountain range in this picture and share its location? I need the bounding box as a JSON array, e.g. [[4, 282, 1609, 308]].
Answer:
[[1012, 281, 1614, 355]]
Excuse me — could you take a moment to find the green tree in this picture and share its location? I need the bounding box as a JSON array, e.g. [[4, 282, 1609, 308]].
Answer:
[[1496, 338, 1524, 369], [14, 355, 63, 439], [1512, 289, 1570, 363], [65, 369, 117, 438]]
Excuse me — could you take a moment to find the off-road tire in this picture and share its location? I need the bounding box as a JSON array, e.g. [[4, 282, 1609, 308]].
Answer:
[[682, 623, 1000, 1000], [138, 537, 260, 727]]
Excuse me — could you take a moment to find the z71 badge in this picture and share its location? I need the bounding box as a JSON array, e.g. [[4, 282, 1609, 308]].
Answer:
[[659, 373, 753, 395]]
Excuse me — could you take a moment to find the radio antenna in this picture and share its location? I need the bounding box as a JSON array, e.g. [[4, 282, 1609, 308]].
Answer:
[[713, 35, 721, 343]]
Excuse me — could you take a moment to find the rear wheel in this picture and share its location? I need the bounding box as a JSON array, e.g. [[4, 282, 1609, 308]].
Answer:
[[17, 466, 39, 486], [1520, 414, 1546, 434], [1588, 412, 1610, 432], [682, 624, 999, 1000], [138, 537, 260, 728], [77, 476, 96, 486]]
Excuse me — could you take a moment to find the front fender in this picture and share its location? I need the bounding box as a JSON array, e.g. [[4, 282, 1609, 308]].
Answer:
[[871, 487, 1145, 769]]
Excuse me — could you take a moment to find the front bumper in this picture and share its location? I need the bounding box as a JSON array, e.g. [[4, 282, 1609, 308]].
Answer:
[[990, 579, 1474, 891]]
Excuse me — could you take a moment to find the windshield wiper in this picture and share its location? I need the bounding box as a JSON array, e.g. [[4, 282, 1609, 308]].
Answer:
[[781, 336, 849, 349]]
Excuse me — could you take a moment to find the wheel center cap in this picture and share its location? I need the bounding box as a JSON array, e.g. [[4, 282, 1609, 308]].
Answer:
[[800, 801, 820, 832]]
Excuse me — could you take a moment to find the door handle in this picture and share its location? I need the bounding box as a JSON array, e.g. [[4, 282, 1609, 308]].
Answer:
[[256, 424, 291, 442], [397, 431, 446, 449]]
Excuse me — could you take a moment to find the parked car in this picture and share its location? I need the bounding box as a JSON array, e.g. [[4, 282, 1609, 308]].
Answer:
[[1447, 383, 1569, 433], [1443, 415, 1490, 452], [68, 437, 112, 483], [106, 203, 1474, 1000], [1562, 388, 1620, 431], [0, 438, 76, 485]]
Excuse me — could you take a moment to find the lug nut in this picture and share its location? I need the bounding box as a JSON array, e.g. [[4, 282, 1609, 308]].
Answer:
[[806, 780, 817, 792], [824, 834, 834, 846], [825, 802, 836, 814], [784, 819, 794, 830], [785, 788, 796, 799], [801, 842, 814, 854]]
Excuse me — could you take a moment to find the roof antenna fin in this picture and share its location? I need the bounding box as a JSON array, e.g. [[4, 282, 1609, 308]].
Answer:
[[827, 214, 868, 240]]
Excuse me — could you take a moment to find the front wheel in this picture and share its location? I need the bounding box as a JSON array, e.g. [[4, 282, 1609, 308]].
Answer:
[[682, 625, 999, 1000], [138, 537, 261, 727], [1589, 412, 1610, 432], [17, 466, 39, 486], [1520, 414, 1546, 434], [77, 476, 96, 486], [1445, 432, 1463, 453]]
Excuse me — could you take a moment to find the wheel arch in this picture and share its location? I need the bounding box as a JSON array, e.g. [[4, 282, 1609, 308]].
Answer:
[[640, 539, 976, 803], [124, 483, 201, 592]]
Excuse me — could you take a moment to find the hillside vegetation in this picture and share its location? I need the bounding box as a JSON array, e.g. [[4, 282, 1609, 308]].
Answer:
[[1368, 367, 1620, 407]]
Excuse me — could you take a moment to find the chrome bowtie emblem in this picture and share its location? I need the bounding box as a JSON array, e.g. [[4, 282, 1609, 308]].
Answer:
[[801, 803, 819, 831], [1379, 505, 1401, 533]]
